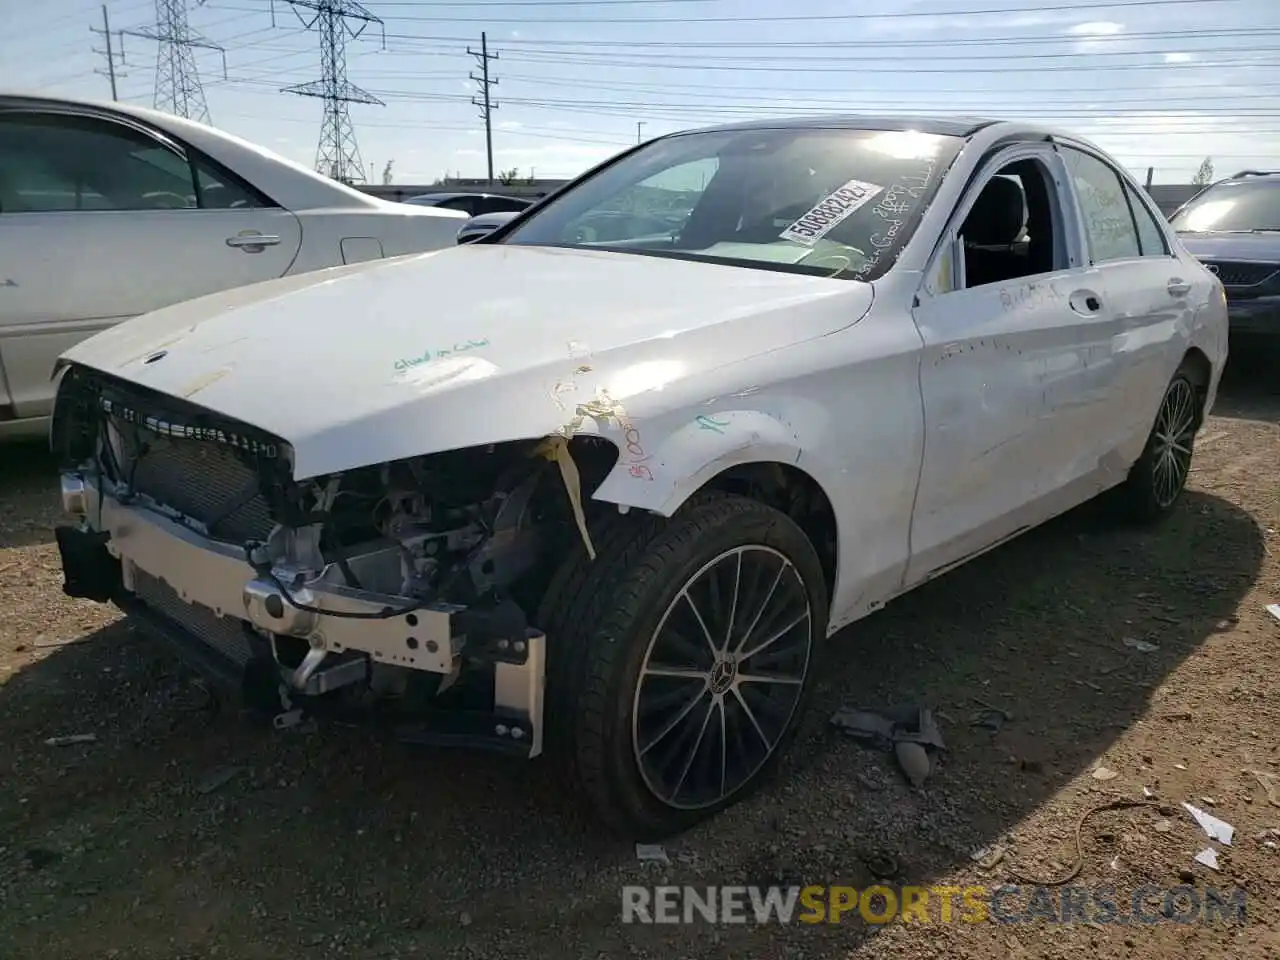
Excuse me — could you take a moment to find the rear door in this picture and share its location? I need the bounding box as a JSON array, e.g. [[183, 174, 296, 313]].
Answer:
[[1058, 143, 1193, 463], [0, 106, 302, 419]]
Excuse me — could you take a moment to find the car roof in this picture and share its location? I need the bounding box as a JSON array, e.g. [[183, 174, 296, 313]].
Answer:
[[410, 192, 527, 201], [0, 89, 403, 212], [678, 114, 1004, 138], [1217, 171, 1280, 184]]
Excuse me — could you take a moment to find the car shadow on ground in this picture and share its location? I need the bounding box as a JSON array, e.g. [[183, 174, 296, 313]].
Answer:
[[0, 439, 59, 550], [0, 479, 1264, 957]]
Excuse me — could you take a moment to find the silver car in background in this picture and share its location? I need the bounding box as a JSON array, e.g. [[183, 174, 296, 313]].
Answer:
[[0, 92, 466, 440]]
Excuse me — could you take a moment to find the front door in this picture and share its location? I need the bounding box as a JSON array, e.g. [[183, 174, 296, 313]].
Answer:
[[907, 145, 1115, 584], [0, 107, 302, 419]]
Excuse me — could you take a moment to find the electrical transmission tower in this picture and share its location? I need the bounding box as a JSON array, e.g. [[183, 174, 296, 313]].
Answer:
[[90, 5, 127, 101], [469, 32, 499, 185], [280, 0, 386, 185], [123, 0, 226, 123]]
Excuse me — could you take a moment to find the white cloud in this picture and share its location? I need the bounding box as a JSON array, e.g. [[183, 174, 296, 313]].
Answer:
[[1068, 20, 1124, 36], [1164, 51, 1194, 63], [1069, 19, 1125, 54], [497, 120, 523, 131]]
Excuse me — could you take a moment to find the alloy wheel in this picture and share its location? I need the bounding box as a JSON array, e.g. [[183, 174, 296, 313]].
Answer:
[[630, 545, 814, 811], [1151, 378, 1198, 508]]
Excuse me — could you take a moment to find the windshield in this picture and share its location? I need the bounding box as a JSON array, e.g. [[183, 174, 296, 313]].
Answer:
[[500, 127, 963, 281], [1170, 179, 1280, 233]]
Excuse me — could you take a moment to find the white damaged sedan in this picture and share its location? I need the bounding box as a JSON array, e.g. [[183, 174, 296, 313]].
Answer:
[[50, 115, 1227, 839]]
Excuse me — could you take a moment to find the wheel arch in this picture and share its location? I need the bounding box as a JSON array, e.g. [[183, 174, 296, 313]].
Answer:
[[697, 460, 840, 602], [591, 421, 840, 606], [1179, 344, 1214, 421]]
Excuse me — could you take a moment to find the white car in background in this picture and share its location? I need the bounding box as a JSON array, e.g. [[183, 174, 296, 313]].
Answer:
[[0, 92, 466, 440]]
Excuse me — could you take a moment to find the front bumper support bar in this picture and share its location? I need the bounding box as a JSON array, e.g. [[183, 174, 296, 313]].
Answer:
[[56, 472, 546, 758]]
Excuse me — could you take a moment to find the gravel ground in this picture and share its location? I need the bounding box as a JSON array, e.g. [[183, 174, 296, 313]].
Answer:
[[1, 354, 1277, 960]]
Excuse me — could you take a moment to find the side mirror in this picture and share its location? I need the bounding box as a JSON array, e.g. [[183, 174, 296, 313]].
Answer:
[[456, 210, 520, 245]]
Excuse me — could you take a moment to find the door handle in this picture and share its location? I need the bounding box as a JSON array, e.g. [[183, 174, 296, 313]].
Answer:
[[225, 233, 281, 249], [1167, 278, 1191, 297]]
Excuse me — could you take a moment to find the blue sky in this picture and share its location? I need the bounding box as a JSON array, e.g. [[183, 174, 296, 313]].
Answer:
[[2, 0, 1278, 184]]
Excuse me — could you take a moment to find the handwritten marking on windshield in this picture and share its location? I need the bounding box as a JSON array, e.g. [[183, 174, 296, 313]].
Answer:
[[394, 338, 490, 371]]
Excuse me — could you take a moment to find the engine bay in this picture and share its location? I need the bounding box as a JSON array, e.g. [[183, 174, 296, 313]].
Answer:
[[50, 362, 620, 748]]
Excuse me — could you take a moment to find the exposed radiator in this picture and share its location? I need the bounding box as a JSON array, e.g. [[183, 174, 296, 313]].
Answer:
[[132, 569, 257, 666], [113, 424, 275, 545]]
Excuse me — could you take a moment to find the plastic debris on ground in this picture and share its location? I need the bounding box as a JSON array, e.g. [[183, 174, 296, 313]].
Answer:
[[44, 734, 97, 747], [1265, 603, 1280, 625], [635, 843, 670, 864], [1183, 802, 1234, 845], [196, 765, 244, 795], [1194, 848, 1220, 871], [830, 704, 946, 786], [1122, 637, 1160, 653]]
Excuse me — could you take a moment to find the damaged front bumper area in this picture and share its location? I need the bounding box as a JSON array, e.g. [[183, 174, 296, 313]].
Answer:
[[50, 369, 552, 758], [57, 474, 546, 755]]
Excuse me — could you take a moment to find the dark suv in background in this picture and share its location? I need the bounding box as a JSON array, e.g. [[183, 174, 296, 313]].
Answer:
[[1171, 170, 1280, 341]]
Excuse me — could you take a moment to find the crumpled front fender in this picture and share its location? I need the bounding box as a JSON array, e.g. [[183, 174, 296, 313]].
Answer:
[[591, 408, 817, 517]]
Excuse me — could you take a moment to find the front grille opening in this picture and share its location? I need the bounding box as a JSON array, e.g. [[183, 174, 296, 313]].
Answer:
[[1204, 260, 1279, 286], [116, 427, 275, 544], [56, 366, 293, 546]]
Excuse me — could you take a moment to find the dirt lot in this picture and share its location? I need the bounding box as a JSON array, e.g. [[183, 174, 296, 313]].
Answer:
[[1, 355, 1278, 960]]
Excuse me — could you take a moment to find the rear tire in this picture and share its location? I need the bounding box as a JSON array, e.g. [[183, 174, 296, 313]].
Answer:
[[539, 494, 828, 840], [1114, 362, 1204, 523]]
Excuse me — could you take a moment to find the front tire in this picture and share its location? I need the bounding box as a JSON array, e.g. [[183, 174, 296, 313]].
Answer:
[[1116, 363, 1203, 523], [539, 494, 828, 840]]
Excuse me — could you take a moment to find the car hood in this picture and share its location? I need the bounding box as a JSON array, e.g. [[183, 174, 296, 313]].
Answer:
[[1176, 231, 1280, 261], [60, 244, 869, 479]]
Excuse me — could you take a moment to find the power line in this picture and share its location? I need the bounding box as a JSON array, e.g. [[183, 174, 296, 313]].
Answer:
[[122, 0, 226, 122], [279, 0, 386, 185], [215, 75, 1280, 121], [209, 0, 1249, 24], [491, 50, 1280, 73], [469, 30, 500, 184], [373, 26, 1280, 49], [346, 41, 1280, 68], [89, 4, 127, 100]]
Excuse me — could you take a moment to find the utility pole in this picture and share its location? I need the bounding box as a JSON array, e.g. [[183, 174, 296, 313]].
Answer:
[[469, 32, 499, 185], [123, 0, 226, 123], [636, 121, 645, 144], [90, 5, 126, 100], [280, 0, 386, 185]]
